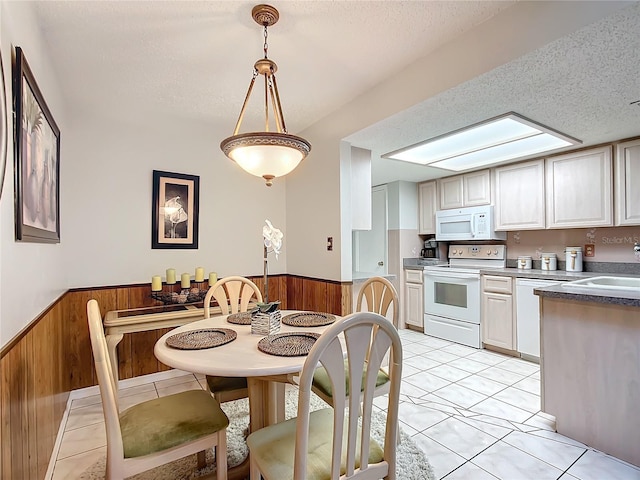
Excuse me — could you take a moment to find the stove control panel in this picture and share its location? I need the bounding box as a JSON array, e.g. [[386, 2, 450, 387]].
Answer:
[[448, 244, 506, 260]]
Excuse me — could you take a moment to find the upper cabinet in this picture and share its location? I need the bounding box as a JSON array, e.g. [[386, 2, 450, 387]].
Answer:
[[418, 181, 437, 234], [438, 169, 491, 209], [615, 138, 640, 226], [545, 146, 613, 229], [493, 159, 545, 231]]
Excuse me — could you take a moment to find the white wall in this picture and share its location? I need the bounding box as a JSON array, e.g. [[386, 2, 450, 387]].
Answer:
[[61, 109, 287, 288], [1, 1, 68, 345]]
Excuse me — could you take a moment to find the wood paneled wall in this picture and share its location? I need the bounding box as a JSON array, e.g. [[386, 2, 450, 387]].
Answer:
[[0, 274, 351, 480]]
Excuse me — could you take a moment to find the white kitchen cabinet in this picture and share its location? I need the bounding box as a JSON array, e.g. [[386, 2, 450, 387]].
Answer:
[[481, 275, 515, 351], [546, 146, 613, 228], [418, 181, 437, 234], [493, 159, 545, 230], [438, 170, 490, 209], [405, 269, 423, 329], [615, 138, 640, 226], [438, 176, 464, 209], [463, 170, 492, 206]]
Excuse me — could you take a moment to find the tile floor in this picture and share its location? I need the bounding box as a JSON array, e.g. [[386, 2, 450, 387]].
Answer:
[[49, 329, 640, 479]]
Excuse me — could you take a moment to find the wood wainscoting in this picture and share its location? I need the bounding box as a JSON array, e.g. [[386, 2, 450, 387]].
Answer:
[[0, 274, 351, 479]]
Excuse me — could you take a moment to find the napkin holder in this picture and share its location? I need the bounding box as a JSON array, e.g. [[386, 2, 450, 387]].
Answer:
[[251, 302, 281, 335]]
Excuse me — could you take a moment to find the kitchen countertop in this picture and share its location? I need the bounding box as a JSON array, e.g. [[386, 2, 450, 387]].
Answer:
[[533, 281, 640, 307], [403, 259, 640, 306]]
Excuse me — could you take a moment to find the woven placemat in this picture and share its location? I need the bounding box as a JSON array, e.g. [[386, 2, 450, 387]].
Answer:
[[166, 328, 237, 350], [281, 312, 336, 327], [227, 312, 252, 325], [257, 332, 321, 357]]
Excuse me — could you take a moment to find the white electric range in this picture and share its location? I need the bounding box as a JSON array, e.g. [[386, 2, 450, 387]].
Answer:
[[423, 244, 506, 348]]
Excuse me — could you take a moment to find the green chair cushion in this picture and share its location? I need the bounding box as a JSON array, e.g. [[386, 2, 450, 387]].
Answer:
[[119, 389, 229, 458], [312, 361, 390, 398], [206, 375, 248, 393], [246, 407, 384, 480]]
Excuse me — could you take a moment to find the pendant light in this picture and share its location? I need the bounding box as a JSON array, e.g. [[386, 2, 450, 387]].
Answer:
[[220, 4, 311, 187]]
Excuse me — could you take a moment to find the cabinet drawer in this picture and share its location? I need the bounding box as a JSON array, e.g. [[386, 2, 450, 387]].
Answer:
[[482, 275, 513, 294], [405, 269, 423, 284]]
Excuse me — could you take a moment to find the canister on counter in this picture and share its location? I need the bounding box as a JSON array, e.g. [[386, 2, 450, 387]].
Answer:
[[541, 253, 557, 271], [517, 255, 532, 269], [565, 247, 583, 272]]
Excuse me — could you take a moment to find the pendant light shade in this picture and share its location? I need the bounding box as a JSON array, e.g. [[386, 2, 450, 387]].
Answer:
[[220, 4, 311, 187]]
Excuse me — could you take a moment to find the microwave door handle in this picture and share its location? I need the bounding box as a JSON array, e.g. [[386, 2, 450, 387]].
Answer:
[[470, 213, 477, 237]]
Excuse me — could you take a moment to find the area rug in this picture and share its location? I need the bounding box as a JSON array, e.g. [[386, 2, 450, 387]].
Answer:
[[79, 389, 435, 479]]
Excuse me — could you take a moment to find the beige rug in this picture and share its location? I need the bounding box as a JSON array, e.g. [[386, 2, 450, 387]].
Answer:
[[80, 389, 435, 479]]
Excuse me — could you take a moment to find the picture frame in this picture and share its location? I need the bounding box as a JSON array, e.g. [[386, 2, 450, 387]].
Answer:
[[0, 47, 8, 201], [151, 170, 200, 249], [13, 47, 61, 243]]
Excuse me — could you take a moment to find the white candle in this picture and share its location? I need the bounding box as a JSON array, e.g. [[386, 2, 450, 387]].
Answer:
[[195, 267, 205, 282], [151, 275, 162, 291], [209, 272, 218, 285], [181, 273, 191, 288], [166, 268, 176, 285]]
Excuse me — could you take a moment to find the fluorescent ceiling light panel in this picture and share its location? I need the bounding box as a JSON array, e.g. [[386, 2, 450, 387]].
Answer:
[[383, 113, 580, 171]]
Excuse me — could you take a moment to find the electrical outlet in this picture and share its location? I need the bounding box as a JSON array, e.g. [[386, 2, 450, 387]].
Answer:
[[327, 237, 333, 251], [584, 244, 595, 257]]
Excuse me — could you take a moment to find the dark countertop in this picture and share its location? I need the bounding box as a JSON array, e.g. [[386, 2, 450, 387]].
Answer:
[[479, 267, 605, 281], [403, 258, 640, 306], [534, 282, 640, 307]]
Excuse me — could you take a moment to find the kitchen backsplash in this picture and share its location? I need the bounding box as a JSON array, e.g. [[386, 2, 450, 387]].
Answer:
[[506, 226, 640, 264]]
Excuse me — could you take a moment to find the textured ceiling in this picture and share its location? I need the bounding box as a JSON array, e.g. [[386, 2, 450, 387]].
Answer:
[[30, 1, 640, 185]]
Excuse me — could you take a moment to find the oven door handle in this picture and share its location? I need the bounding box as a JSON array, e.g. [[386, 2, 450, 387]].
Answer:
[[425, 271, 479, 280]]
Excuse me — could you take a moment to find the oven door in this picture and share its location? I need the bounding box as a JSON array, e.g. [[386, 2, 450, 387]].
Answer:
[[424, 270, 480, 324]]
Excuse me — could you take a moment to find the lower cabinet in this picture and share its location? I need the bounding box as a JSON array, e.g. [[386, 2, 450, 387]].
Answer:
[[481, 275, 515, 350], [405, 269, 424, 329]]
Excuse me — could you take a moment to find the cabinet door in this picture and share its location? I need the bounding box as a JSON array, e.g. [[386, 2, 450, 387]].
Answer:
[[615, 139, 640, 226], [493, 160, 545, 230], [418, 181, 437, 234], [438, 176, 464, 210], [482, 292, 514, 350], [405, 282, 423, 328], [463, 170, 491, 206], [546, 146, 613, 228]]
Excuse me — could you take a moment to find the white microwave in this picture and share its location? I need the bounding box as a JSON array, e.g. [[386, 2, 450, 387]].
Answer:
[[435, 205, 506, 241]]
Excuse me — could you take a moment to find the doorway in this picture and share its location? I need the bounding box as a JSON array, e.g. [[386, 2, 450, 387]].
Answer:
[[353, 185, 388, 275]]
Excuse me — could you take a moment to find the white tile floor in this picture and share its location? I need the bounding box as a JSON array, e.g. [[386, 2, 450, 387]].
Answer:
[[49, 329, 640, 480]]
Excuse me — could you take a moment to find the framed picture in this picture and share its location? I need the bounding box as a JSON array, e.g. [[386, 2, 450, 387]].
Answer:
[[0, 47, 8, 201], [151, 170, 200, 249], [13, 47, 61, 243]]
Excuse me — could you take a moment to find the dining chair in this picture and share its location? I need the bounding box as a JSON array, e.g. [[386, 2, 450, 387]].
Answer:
[[203, 276, 263, 403], [311, 276, 399, 406], [86, 299, 229, 480], [246, 311, 403, 480]]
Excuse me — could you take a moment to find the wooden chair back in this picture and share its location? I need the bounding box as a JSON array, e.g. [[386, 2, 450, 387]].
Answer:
[[356, 276, 399, 328], [203, 276, 263, 318], [295, 311, 403, 479]]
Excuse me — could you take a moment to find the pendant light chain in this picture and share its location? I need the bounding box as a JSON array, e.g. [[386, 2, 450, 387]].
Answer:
[[263, 24, 269, 59]]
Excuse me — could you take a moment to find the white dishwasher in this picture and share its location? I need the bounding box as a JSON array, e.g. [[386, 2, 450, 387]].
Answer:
[[516, 278, 560, 360]]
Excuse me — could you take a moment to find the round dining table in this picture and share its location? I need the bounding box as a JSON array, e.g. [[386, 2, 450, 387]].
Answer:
[[154, 310, 339, 480]]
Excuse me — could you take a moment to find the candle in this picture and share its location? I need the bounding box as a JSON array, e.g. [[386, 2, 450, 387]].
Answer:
[[209, 272, 218, 285], [151, 275, 162, 291], [195, 267, 205, 282], [181, 273, 191, 288], [166, 268, 176, 285]]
